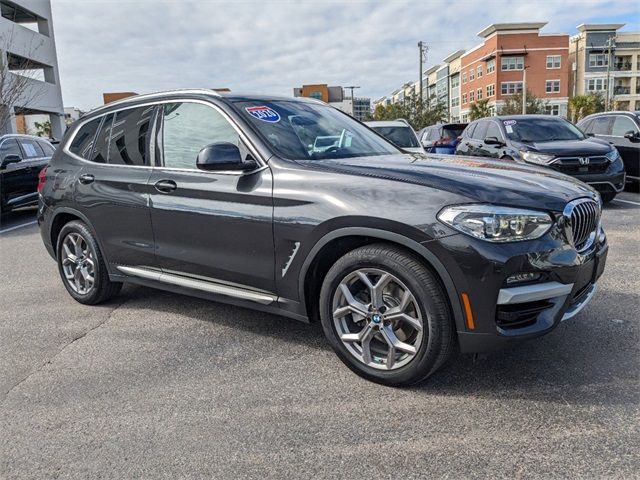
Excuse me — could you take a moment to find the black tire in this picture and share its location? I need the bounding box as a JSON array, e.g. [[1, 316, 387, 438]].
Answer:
[[56, 220, 122, 304], [319, 243, 455, 387], [600, 192, 616, 203], [500, 155, 515, 161]]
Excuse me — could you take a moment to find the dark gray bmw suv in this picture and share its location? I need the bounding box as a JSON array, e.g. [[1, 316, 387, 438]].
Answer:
[[38, 89, 607, 386]]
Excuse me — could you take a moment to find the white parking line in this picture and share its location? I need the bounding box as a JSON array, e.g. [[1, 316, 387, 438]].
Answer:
[[0, 220, 37, 234], [613, 198, 640, 207]]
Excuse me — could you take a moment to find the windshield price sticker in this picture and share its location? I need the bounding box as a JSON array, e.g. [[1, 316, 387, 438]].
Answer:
[[503, 120, 517, 126], [246, 106, 281, 123]]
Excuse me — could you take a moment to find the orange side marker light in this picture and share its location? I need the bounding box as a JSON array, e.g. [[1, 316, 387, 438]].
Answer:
[[461, 293, 475, 330]]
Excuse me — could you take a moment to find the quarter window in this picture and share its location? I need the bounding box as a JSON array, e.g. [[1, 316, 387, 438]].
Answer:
[[18, 138, 44, 158], [162, 102, 239, 170], [501, 56, 524, 71], [91, 114, 115, 164], [546, 55, 561, 69], [109, 106, 155, 166], [68, 117, 102, 159]]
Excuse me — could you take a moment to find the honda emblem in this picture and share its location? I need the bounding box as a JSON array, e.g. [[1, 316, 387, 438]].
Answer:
[[578, 157, 590, 166]]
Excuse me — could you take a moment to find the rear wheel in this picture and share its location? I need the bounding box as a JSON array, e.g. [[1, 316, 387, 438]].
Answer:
[[56, 220, 122, 304], [319, 244, 455, 386]]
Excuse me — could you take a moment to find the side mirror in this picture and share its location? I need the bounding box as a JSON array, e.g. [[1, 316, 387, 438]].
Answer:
[[484, 136, 503, 146], [624, 130, 639, 141], [196, 142, 257, 172], [1, 154, 22, 169]]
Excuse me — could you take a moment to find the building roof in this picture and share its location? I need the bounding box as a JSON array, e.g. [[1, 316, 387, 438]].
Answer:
[[476, 22, 547, 38], [442, 49, 465, 63], [576, 23, 625, 33]]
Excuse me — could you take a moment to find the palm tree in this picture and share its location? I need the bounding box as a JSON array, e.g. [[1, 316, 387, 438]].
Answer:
[[469, 99, 492, 120]]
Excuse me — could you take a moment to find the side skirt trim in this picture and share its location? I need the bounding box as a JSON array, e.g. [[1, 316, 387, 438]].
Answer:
[[116, 266, 276, 305]]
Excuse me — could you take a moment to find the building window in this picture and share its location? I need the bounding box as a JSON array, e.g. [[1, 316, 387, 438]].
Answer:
[[451, 97, 460, 107], [545, 105, 560, 115], [451, 75, 460, 88], [545, 80, 560, 93], [309, 91, 323, 100], [546, 55, 561, 69], [486, 58, 495, 73], [501, 82, 523, 95], [588, 53, 609, 67], [586, 78, 607, 91], [477, 65, 483, 78], [462, 72, 467, 83], [462, 93, 467, 104], [487, 84, 495, 97], [501, 56, 524, 71], [477, 88, 482, 100], [469, 69, 475, 81], [469, 90, 475, 102]]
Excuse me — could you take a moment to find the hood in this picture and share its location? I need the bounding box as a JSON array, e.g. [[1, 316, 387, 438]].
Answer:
[[403, 147, 426, 154], [519, 137, 612, 157], [297, 153, 596, 212]]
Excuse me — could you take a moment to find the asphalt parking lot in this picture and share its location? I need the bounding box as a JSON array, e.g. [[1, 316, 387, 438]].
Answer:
[[1, 192, 639, 479]]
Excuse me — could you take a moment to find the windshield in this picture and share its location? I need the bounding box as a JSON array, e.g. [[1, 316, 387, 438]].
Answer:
[[370, 126, 420, 148], [503, 117, 585, 143], [233, 100, 399, 160]]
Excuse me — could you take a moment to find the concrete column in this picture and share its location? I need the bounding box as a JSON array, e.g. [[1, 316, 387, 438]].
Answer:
[[49, 112, 65, 140]]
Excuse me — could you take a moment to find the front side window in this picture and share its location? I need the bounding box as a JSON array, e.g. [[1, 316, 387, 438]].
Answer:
[[68, 117, 102, 159], [1, 138, 22, 161], [18, 139, 44, 158], [612, 116, 638, 136], [486, 122, 502, 140], [162, 102, 239, 169], [233, 100, 399, 160], [503, 117, 585, 143], [471, 121, 488, 140], [501, 56, 524, 71], [109, 106, 155, 166]]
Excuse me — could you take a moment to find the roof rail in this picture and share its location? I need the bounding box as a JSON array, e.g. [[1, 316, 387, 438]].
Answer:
[[89, 88, 222, 115]]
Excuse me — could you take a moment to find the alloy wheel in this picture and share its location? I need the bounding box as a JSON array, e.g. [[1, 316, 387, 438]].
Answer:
[[61, 232, 95, 295], [332, 268, 425, 370]]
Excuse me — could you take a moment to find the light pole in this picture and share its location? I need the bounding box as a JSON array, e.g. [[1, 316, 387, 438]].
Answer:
[[604, 36, 615, 111], [345, 86, 360, 117], [522, 65, 530, 114], [418, 41, 428, 112]]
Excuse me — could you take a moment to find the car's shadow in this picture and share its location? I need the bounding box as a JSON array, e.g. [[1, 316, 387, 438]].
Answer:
[[116, 282, 637, 408]]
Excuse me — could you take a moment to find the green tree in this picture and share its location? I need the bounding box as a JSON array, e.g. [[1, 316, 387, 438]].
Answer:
[[373, 94, 448, 130], [500, 89, 547, 115], [569, 93, 605, 121], [469, 99, 492, 120], [34, 120, 51, 138]]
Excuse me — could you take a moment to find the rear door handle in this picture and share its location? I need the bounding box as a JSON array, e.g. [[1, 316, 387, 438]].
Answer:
[[154, 179, 177, 193], [78, 173, 94, 184]]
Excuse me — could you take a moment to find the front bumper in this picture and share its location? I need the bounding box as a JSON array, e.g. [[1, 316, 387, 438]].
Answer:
[[428, 219, 608, 353]]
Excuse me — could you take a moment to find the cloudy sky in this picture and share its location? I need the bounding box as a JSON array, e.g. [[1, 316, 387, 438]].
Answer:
[[51, 0, 639, 110]]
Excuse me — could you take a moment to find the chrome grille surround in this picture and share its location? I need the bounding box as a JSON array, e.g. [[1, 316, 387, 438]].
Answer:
[[563, 198, 600, 253]]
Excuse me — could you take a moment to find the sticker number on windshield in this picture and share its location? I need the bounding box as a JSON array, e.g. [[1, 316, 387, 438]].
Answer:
[[245, 106, 281, 123]]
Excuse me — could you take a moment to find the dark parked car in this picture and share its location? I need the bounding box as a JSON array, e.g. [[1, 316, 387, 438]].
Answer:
[[1, 134, 56, 215], [577, 111, 639, 187], [419, 123, 467, 154], [39, 90, 607, 386], [455, 115, 626, 202]]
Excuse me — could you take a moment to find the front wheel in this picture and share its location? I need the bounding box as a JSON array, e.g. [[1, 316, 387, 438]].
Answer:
[[319, 244, 455, 387], [600, 192, 617, 203]]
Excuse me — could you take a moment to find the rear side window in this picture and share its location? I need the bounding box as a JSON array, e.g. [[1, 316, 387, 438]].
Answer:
[[18, 139, 45, 158], [37, 140, 55, 156], [108, 106, 155, 166], [590, 116, 611, 135], [91, 114, 115, 164], [68, 117, 102, 159]]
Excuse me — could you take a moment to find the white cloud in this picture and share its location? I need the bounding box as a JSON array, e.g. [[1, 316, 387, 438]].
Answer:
[[52, 0, 638, 109]]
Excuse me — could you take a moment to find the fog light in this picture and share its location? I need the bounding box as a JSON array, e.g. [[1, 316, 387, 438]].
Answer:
[[506, 272, 541, 285]]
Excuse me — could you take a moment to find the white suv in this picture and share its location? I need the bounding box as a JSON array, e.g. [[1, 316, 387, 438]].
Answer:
[[365, 120, 425, 154]]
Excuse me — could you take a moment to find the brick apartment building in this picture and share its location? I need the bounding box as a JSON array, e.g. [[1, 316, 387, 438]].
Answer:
[[459, 23, 570, 121]]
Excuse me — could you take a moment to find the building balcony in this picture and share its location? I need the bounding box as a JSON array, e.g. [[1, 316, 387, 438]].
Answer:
[[613, 86, 631, 95]]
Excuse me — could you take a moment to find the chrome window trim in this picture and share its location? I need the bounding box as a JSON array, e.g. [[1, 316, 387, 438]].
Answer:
[[63, 98, 267, 176]]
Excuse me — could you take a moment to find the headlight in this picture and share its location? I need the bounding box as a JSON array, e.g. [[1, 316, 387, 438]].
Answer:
[[520, 151, 556, 165], [438, 204, 553, 242], [605, 148, 620, 162]]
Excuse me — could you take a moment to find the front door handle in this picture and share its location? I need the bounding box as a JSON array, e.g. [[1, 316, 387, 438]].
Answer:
[[78, 173, 94, 184], [154, 179, 177, 193]]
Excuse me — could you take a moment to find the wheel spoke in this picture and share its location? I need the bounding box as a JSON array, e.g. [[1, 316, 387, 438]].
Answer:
[[338, 283, 369, 317], [381, 324, 417, 355], [388, 313, 423, 332]]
